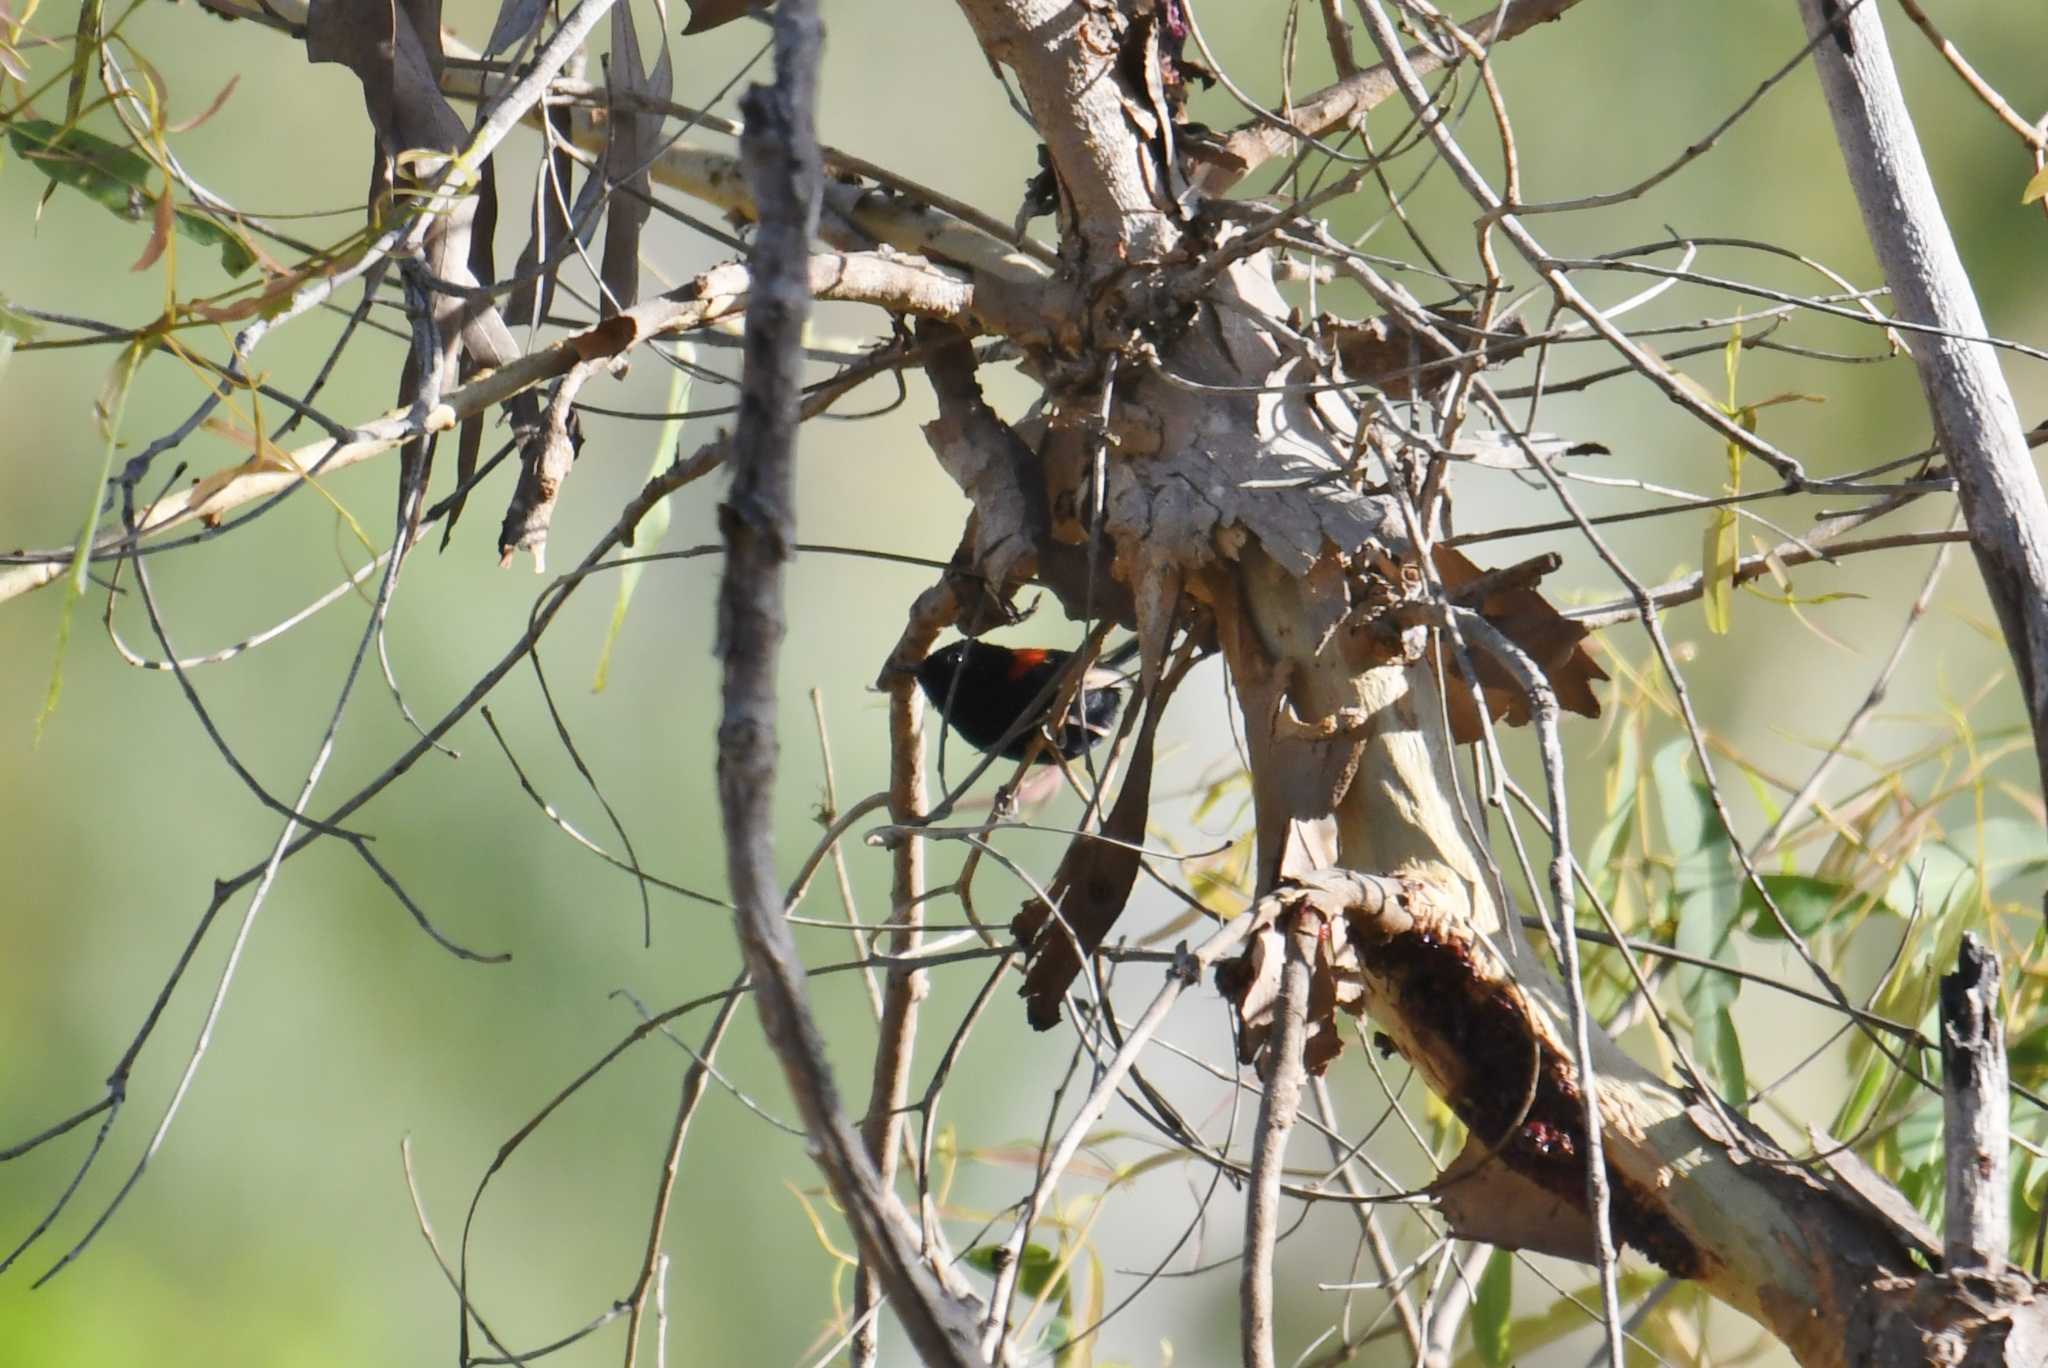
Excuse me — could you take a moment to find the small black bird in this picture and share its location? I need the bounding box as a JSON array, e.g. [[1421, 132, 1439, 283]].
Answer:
[[916, 638, 1140, 763]]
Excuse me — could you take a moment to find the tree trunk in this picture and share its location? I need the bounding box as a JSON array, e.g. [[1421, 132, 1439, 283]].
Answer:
[[932, 2, 2048, 1363]]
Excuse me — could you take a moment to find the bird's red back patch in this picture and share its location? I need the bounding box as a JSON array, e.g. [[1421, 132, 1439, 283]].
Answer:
[[1006, 648, 1050, 679]]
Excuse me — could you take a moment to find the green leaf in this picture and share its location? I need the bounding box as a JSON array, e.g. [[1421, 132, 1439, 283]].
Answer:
[[39, 337, 145, 739], [965, 1243, 1067, 1304], [1472, 1246, 1513, 1367], [1886, 843, 1977, 921], [1700, 1006, 1747, 1103], [1834, 1047, 1892, 1138], [1738, 873, 1883, 940], [1651, 740, 1713, 857], [1675, 885, 1740, 1020], [1970, 815, 2048, 891], [2009, 1016, 2048, 1077], [1586, 805, 1634, 888], [9, 118, 153, 212], [1701, 502, 1737, 634], [7, 119, 255, 275], [172, 206, 256, 275], [593, 357, 691, 691], [1896, 1095, 1944, 1174], [0, 290, 36, 378], [2024, 164, 2048, 206], [0, 293, 41, 344]]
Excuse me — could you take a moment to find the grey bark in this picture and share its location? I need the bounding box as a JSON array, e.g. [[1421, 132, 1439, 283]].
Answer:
[[1799, 0, 2048, 818], [1942, 933, 2010, 1273]]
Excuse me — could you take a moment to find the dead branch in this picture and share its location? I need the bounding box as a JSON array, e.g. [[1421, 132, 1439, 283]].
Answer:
[[1942, 934, 2010, 1273]]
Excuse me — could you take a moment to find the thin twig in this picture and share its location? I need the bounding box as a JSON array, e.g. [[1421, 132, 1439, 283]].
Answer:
[[1242, 914, 1316, 1368]]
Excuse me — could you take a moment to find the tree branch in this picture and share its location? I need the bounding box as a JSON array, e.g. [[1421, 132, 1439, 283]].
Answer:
[[1799, 0, 2048, 811], [712, 7, 985, 1365], [0, 251, 980, 608], [1201, 0, 1585, 192], [1241, 912, 1315, 1368]]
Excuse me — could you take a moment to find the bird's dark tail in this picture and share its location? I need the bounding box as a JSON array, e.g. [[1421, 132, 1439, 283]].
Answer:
[[1099, 636, 1142, 670]]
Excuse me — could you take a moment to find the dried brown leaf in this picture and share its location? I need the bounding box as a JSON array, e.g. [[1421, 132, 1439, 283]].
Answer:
[[167, 75, 240, 134], [681, 0, 761, 35], [132, 178, 173, 272], [1432, 545, 1605, 742]]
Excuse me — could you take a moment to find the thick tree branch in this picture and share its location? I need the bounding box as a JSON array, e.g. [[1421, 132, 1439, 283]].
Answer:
[[951, 0, 1178, 263]]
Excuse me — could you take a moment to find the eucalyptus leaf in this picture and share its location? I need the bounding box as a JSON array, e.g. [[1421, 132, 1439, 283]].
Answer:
[[1675, 885, 1739, 1020], [1472, 1246, 1513, 1366], [965, 1242, 1067, 1304], [1739, 873, 1885, 940], [1700, 1006, 1747, 1103], [7, 120, 256, 275]]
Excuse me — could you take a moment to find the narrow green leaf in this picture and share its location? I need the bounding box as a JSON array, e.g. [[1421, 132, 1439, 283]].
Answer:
[[1738, 873, 1885, 940], [39, 337, 145, 739], [1701, 504, 1738, 634], [173, 207, 256, 275], [1702, 1006, 1747, 1103], [1675, 885, 1740, 1019], [2023, 163, 2048, 205], [9, 119, 152, 211], [1472, 1246, 1513, 1367], [965, 1242, 1068, 1304], [1972, 815, 2048, 890], [593, 358, 691, 691], [1701, 323, 1746, 634], [1586, 805, 1634, 887], [63, 0, 102, 125], [1896, 1096, 1944, 1174], [2008, 1017, 2048, 1076], [1650, 740, 1711, 856], [7, 120, 255, 274], [1834, 1047, 1891, 1138], [0, 290, 37, 378], [1885, 843, 1976, 921]]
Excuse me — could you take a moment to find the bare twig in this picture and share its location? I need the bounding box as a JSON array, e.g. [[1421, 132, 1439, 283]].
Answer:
[[1241, 913, 1316, 1368], [851, 649, 938, 1366], [980, 913, 1258, 1357], [1448, 606, 1624, 1365]]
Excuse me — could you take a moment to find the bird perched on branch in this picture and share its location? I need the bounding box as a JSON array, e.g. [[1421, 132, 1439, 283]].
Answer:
[[916, 638, 1141, 762]]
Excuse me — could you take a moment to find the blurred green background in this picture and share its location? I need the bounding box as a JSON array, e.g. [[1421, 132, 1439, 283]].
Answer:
[[1, 1, 2043, 1364]]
